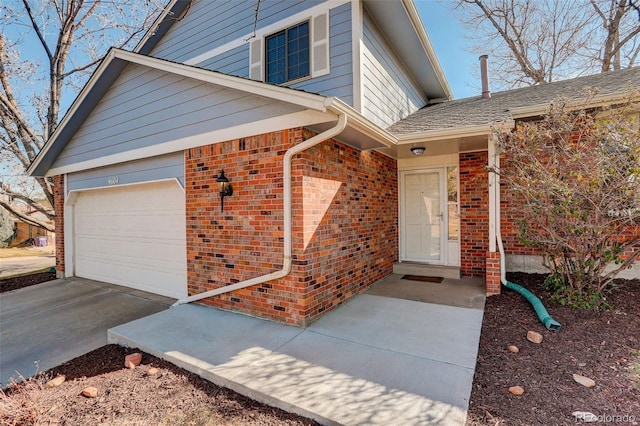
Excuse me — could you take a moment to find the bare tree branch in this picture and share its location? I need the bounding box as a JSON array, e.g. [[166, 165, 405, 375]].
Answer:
[[455, 0, 639, 88], [0, 182, 54, 220], [1, 0, 165, 233], [0, 200, 54, 232], [21, 0, 54, 62]]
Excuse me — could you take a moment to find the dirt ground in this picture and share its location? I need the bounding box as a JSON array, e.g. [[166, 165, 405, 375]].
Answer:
[[0, 345, 319, 425], [0, 271, 56, 293], [2, 272, 638, 425]]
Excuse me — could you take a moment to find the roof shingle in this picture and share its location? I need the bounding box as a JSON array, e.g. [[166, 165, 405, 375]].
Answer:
[[387, 67, 640, 135]]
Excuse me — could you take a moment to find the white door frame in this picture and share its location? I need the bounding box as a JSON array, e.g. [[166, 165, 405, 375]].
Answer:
[[399, 168, 448, 264]]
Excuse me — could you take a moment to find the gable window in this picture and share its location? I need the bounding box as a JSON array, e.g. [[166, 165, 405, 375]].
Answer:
[[265, 21, 310, 84], [249, 13, 329, 83]]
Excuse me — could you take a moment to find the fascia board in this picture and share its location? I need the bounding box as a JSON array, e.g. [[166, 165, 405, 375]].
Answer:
[[327, 99, 398, 148], [395, 121, 515, 144]]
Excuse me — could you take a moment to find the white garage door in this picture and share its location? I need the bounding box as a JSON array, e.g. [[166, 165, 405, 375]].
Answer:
[[73, 180, 187, 299]]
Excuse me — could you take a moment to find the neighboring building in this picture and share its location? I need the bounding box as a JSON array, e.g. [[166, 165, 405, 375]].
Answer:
[[28, 0, 639, 326], [3, 204, 54, 248]]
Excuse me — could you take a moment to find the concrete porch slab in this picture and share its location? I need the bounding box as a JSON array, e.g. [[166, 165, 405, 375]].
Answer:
[[109, 279, 484, 426], [367, 275, 486, 310]]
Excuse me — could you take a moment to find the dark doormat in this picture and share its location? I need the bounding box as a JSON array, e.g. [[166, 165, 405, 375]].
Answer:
[[401, 275, 444, 283]]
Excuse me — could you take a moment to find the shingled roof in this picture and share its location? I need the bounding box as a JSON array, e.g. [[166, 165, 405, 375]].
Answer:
[[387, 67, 640, 136]]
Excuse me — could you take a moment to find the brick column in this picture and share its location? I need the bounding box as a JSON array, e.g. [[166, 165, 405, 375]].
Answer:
[[486, 251, 501, 295], [459, 152, 489, 278], [53, 175, 65, 278]]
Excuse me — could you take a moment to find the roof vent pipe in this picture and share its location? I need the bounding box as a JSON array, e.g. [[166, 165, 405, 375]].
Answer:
[[479, 55, 491, 99]]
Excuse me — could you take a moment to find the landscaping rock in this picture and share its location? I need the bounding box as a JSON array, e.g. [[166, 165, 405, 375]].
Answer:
[[82, 386, 98, 398], [526, 330, 543, 344], [508, 345, 519, 353], [508, 386, 524, 395], [124, 353, 142, 369], [148, 367, 159, 375], [573, 374, 596, 388], [46, 375, 66, 388]]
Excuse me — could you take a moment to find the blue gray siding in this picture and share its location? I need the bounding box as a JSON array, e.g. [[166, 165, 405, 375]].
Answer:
[[150, 0, 324, 63], [290, 2, 353, 103], [151, 0, 353, 104], [67, 152, 184, 192], [361, 9, 426, 128], [200, 45, 249, 78], [51, 63, 305, 170]]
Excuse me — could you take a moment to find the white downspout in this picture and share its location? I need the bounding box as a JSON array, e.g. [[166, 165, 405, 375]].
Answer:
[[489, 133, 507, 284], [172, 113, 348, 307], [493, 145, 507, 284]]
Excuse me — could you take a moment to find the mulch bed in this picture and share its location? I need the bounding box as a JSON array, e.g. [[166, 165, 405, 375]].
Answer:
[[0, 271, 57, 293], [1, 345, 319, 425], [467, 273, 640, 425]]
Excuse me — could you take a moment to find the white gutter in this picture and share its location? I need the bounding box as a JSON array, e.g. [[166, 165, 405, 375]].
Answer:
[[396, 120, 516, 145], [172, 113, 348, 307]]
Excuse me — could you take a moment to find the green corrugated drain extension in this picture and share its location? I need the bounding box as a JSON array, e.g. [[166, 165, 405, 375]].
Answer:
[[504, 281, 561, 331]]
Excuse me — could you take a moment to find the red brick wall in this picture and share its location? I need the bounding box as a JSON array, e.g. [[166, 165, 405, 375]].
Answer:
[[53, 175, 65, 276], [294, 129, 398, 322], [499, 154, 543, 256], [185, 128, 398, 326], [485, 251, 501, 295], [459, 152, 489, 278]]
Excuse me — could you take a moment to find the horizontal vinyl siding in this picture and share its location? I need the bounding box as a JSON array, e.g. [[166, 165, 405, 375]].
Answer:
[[67, 152, 184, 192], [361, 9, 425, 128], [291, 2, 353, 104], [51, 63, 304, 169], [151, 0, 324, 64], [199, 45, 249, 78]]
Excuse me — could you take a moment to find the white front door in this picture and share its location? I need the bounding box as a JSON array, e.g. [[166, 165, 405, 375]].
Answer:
[[402, 170, 443, 262]]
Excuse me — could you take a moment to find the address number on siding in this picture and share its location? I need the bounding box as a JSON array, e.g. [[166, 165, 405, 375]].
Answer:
[[107, 177, 119, 185]]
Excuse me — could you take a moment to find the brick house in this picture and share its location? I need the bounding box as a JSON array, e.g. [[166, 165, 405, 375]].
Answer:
[[28, 0, 639, 326]]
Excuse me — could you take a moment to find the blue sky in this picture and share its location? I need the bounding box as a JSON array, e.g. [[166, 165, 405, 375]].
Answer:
[[415, 0, 480, 99]]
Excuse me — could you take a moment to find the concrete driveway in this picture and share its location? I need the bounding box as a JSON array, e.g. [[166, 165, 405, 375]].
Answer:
[[0, 278, 174, 386]]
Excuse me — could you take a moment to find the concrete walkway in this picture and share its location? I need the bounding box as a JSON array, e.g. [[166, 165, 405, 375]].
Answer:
[[0, 278, 174, 386], [109, 275, 485, 425]]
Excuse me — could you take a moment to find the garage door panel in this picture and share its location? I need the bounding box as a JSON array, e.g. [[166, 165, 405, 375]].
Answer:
[[75, 238, 184, 272], [73, 181, 187, 299]]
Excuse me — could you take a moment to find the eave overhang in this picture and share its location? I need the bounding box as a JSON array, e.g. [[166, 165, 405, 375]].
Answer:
[[363, 0, 452, 101]]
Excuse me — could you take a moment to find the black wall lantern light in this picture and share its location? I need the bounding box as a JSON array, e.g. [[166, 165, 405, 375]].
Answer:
[[216, 169, 233, 212]]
